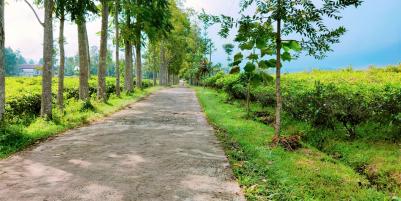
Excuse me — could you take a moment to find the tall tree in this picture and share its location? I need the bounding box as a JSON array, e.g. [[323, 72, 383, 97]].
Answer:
[[133, 0, 142, 89], [41, 0, 54, 118], [67, 0, 97, 100], [55, 0, 67, 110], [144, 41, 160, 86], [122, 4, 133, 93], [222, 43, 234, 69], [77, 21, 90, 99], [131, 0, 171, 89], [97, 0, 109, 102], [159, 41, 167, 86], [114, 0, 121, 96], [24, 0, 54, 117], [0, 0, 4, 121]]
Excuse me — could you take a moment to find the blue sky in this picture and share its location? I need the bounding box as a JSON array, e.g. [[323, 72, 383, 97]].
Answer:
[[4, 0, 401, 71], [187, 0, 401, 72]]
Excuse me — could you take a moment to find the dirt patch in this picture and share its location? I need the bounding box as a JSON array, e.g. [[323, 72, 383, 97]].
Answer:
[[252, 111, 275, 125], [272, 135, 302, 151], [0, 88, 245, 201]]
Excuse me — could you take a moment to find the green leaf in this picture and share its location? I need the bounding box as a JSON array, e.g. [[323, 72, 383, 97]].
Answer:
[[233, 60, 242, 66], [261, 48, 274, 57], [247, 54, 259, 61], [259, 71, 273, 82], [266, 59, 277, 67], [289, 40, 302, 52], [239, 41, 254, 50], [244, 62, 256, 73], [258, 59, 276, 69], [256, 37, 267, 49], [258, 60, 267, 69], [282, 40, 302, 52], [282, 52, 292, 61], [233, 52, 243, 65]]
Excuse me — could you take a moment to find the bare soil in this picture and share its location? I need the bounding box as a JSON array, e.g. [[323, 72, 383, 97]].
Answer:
[[0, 87, 244, 201]]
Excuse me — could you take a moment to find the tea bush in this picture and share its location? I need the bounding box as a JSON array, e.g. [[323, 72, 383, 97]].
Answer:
[[203, 69, 401, 140], [3, 77, 154, 124]]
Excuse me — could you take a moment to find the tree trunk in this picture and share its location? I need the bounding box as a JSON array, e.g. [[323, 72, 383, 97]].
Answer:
[[0, 0, 4, 121], [274, 17, 282, 138], [57, 13, 65, 110], [135, 42, 142, 89], [159, 41, 168, 86], [78, 21, 89, 100], [40, 0, 53, 118], [246, 79, 250, 117], [124, 41, 133, 92], [115, 0, 120, 96], [153, 71, 156, 86], [167, 71, 170, 86], [97, 0, 108, 102], [85, 24, 91, 77]]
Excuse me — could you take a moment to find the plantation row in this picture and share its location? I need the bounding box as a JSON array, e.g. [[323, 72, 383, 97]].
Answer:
[[204, 67, 401, 141], [4, 77, 154, 124], [202, 67, 401, 196]]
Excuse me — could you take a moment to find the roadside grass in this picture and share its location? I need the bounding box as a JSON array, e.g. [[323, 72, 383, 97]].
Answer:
[[277, 104, 401, 197], [196, 87, 388, 200], [320, 140, 401, 196], [0, 87, 161, 158]]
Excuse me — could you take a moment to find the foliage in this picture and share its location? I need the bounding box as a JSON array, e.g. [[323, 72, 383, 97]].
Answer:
[[4, 47, 26, 76], [204, 68, 401, 140], [3, 77, 153, 124]]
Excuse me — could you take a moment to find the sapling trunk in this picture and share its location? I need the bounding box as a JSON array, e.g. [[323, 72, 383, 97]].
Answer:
[[246, 79, 251, 118], [274, 17, 282, 138]]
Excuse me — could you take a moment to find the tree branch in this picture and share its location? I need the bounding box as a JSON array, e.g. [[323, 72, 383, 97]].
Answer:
[[24, 0, 44, 27]]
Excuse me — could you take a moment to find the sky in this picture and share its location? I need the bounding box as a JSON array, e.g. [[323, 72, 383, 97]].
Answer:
[[4, 0, 401, 72]]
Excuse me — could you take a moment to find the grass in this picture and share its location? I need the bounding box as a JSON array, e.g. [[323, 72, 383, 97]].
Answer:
[[0, 86, 161, 159], [195, 87, 389, 201]]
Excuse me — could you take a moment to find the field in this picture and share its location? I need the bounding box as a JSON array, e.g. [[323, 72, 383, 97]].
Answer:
[[0, 77, 157, 158], [200, 65, 401, 199]]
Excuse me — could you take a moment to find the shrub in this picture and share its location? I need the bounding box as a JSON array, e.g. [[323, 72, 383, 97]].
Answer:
[[333, 91, 370, 140], [202, 72, 401, 141], [132, 79, 154, 89], [5, 93, 42, 119], [284, 82, 339, 129], [203, 71, 225, 88], [370, 85, 401, 139], [252, 86, 275, 107], [65, 88, 79, 100]]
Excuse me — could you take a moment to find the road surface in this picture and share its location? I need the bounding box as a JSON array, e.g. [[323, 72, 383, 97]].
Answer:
[[0, 87, 244, 201]]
